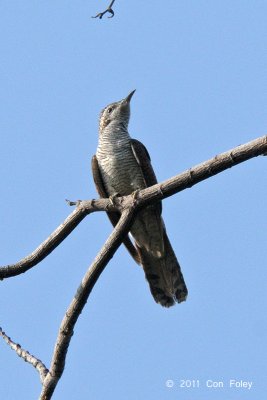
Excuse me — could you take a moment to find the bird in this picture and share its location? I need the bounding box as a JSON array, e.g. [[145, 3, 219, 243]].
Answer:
[[91, 90, 188, 307]]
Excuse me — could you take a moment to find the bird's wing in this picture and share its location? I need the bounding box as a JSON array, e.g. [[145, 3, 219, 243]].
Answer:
[[91, 155, 141, 265], [91, 155, 109, 198], [131, 140, 187, 306], [131, 139, 162, 215]]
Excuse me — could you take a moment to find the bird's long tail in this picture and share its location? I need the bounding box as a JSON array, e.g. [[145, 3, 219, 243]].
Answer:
[[136, 230, 188, 307]]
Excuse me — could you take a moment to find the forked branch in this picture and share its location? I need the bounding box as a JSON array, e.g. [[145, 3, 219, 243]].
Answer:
[[1, 134, 266, 281], [92, 0, 115, 19], [1, 134, 266, 399], [1, 207, 136, 399], [39, 207, 135, 399]]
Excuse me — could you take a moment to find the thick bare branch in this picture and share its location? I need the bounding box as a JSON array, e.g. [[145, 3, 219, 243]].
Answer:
[[1, 135, 266, 281], [1, 135, 266, 398], [0, 327, 49, 383], [39, 207, 135, 400], [92, 0, 115, 19], [134, 134, 267, 205]]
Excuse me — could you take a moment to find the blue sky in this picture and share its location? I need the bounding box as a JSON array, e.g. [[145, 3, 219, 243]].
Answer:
[[0, 1, 266, 399]]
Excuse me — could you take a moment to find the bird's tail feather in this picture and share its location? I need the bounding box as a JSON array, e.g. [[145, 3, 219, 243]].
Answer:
[[136, 230, 188, 307]]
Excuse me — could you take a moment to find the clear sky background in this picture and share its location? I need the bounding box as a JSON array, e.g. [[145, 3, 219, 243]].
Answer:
[[0, 1, 266, 399]]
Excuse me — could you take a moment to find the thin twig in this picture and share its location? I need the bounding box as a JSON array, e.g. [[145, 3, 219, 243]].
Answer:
[[92, 0, 115, 19], [0, 327, 49, 383], [1, 135, 266, 281], [39, 207, 136, 400]]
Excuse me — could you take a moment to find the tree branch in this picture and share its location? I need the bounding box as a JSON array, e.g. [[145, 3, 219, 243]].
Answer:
[[135, 134, 267, 204], [92, 0, 115, 19], [1, 135, 266, 281], [39, 207, 136, 400], [0, 327, 49, 383], [0, 199, 115, 280], [1, 134, 266, 398]]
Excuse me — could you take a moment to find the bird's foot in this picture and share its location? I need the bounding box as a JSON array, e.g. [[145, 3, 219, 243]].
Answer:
[[157, 185, 164, 197], [131, 190, 140, 200], [131, 190, 141, 206], [109, 193, 120, 206]]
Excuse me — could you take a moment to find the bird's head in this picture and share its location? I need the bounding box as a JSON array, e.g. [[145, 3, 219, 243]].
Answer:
[[99, 90, 135, 133]]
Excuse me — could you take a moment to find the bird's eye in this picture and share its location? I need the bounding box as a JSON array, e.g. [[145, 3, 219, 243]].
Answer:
[[107, 107, 113, 114]]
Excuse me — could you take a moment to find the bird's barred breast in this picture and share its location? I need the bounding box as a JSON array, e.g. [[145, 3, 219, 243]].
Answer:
[[97, 145, 146, 196]]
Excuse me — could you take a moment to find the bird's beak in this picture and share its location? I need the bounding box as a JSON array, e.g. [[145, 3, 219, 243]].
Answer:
[[125, 90, 136, 103]]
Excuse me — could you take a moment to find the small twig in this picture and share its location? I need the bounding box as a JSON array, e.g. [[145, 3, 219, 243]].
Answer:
[[92, 0, 115, 19], [0, 327, 49, 383], [39, 207, 135, 400], [65, 199, 81, 207]]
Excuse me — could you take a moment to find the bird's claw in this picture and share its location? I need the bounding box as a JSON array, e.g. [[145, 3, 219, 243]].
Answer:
[[157, 185, 164, 197], [131, 190, 140, 200], [109, 193, 120, 206]]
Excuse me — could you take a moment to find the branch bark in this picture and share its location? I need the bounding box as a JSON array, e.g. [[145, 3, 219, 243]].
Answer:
[[39, 207, 135, 400], [1, 134, 266, 399], [0, 199, 114, 279], [1, 134, 266, 281], [0, 327, 49, 383]]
